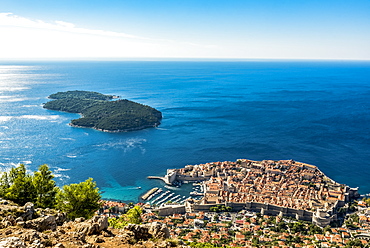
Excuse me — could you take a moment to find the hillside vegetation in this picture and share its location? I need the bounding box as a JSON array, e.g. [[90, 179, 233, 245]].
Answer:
[[43, 90, 162, 132], [48, 90, 115, 100], [0, 164, 101, 220]]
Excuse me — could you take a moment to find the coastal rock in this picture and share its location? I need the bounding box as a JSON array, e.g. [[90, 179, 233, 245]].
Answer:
[[22, 202, 35, 221], [55, 212, 67, 226], [0, 209, 184, 248], [16, 221, 25, 228], [70, 231, 86, 243], [91, 216, 109, 233], [1, 215, 16, 228], [75, 223, 93, 236], [145, 222, 170, 239], [1, 221, 12, 229], [75, 216, 109, 236], [117, 230, 136, 244], [29, 239, 42, 248], [121, 222, 170, 242], [25, 215, 57, 232], [0, 237, 26, 248], [16, 217, 24, 223], [75, 217, 85, 223], [94, 237, 105, 243], [22, 230, 40, 242], [121, 224, 148, 242], [82, 244, 100, 248]]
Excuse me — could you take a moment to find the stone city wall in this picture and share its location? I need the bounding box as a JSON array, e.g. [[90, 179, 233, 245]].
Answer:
[[175, 175, 210, 182], [157, 205, 186, 216], [192, 201, 314, 221]]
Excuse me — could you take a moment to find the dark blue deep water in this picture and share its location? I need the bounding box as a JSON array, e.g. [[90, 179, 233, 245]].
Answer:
[[0, 60, 369, 201]]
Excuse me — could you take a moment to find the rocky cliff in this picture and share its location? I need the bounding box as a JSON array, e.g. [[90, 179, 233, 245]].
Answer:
[[0, 200, 186, 248]]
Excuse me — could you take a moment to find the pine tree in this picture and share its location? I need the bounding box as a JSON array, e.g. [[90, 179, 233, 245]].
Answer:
[[125, 206, 142, 224], [4, 164, 35, 205], [0, 172, 10, 197], [56, 178, 101, 219], [33, 164, 57, 208]]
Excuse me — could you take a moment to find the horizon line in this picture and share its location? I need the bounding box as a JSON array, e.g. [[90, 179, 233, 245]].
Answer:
[[1, 57, 370, 62]]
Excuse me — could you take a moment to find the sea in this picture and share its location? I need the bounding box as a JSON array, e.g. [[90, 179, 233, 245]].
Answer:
[[0, 60, 369, 202]]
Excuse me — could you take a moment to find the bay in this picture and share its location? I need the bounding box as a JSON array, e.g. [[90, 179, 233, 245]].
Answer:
[[0, 60, 369, 202]]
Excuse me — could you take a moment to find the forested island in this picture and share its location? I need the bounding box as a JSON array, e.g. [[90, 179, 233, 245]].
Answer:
[[43, 90, 162, 132], [48, 90, 117, 101]]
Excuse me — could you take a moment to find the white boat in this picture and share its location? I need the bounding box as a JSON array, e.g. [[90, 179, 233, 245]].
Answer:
[[190, 191, 204, 196], [164, 185, 179, 190], [151, 190, 170, 204]]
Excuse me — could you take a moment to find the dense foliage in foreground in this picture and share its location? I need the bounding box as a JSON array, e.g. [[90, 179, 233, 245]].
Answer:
[[44, 90, 162, 131], [0, 164, 101, 219]]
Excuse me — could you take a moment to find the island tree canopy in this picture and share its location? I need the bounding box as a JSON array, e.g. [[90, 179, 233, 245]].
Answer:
[[48, 90, 115, 100]]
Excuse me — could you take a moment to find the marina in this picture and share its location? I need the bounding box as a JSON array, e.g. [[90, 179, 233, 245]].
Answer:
[[150, 190, 170, 204], [141, 178, 205, 207], [142, 172, 207, 206]]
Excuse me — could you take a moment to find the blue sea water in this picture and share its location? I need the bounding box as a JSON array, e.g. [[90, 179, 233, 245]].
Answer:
[[0, 60, 369, 202]]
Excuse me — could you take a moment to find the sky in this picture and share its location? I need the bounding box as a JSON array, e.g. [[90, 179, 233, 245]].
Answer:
[[0, 0, 370, 60]]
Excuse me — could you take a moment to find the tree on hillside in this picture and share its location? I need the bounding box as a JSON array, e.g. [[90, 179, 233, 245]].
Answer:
[[3, 164, 35, 205], [56, 178, 101, 219], [125, 205, 142, 224], [108, 205, 143, 228], [0, 172, 10, 197], [33, 164, 57, 208]]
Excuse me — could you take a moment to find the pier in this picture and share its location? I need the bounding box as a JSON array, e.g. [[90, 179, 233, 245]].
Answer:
[[141, 187, 159, 200], [147, 176, 165, 180], [148, 169, 178, 185], [147, 176, 168, 184]]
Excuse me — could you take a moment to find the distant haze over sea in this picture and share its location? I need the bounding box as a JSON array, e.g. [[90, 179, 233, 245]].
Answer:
[[0, 60, 369, 202]]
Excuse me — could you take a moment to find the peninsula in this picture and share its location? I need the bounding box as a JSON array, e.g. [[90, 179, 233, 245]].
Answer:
[[151, 159, 359, 227], [43, 90, 162, 132]]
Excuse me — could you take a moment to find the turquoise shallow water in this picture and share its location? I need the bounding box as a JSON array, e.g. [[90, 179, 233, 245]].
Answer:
[[0, 60, 369, 202]]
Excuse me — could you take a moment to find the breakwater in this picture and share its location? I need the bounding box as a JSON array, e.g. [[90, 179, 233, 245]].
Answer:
[[141, 187, 159, 200]]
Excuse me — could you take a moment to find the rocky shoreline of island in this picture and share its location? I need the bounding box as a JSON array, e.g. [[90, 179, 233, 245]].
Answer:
[[69, 120, 161, 133]]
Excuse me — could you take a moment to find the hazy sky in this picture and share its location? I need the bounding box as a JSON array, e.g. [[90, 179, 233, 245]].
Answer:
[[1, 0, 370, 60]]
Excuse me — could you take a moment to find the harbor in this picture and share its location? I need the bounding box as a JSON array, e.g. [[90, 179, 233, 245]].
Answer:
[[140, 181, 205, 208]]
